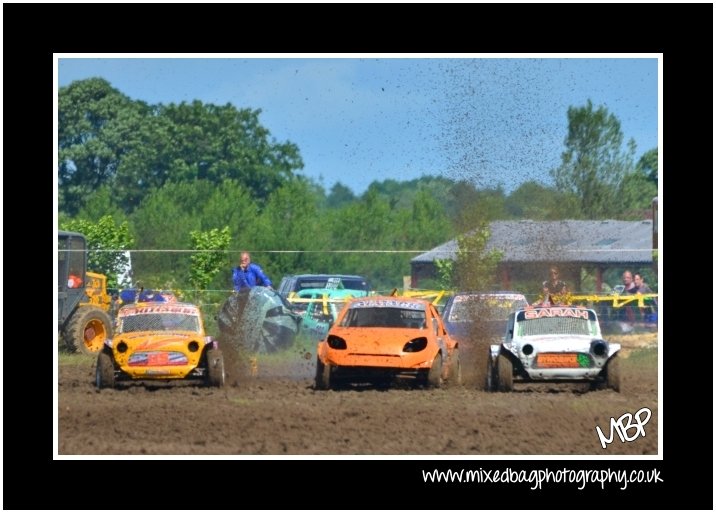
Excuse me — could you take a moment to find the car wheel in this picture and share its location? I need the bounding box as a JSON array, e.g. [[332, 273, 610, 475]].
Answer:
[[426, 353, 443, 388], [606, 354, 620, 392], [445, 348, 461, 387], [470, 341, 490, 389], [66, 307, 113, 356], [206, 349, 226, 387], [485, 350, 496, 392], [315, 357, 332, 390], [496, 353, 513, 392], [96, 349, 115, 389]]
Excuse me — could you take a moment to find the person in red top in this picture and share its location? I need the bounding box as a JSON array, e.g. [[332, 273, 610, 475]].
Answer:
[[68, 272, 83, 288]]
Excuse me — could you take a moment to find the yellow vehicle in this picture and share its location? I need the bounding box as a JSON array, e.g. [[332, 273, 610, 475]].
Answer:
[[96, 301, 225, 388], [58, 231, 114, 355]]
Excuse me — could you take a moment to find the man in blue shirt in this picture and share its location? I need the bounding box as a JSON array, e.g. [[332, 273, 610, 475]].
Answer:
[[232, 251, 273, 291]]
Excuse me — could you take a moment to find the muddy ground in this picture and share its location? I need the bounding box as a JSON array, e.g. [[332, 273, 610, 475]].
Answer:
[[57, 334, 658, 456]]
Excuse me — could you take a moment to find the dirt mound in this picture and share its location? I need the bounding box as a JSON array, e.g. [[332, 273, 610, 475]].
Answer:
[[609, 332, 658, 357]]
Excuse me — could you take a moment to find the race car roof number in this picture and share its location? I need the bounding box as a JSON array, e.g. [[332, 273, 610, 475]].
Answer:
[[523, 307, 590, 320], [351, 299, 424, 310], [121, 305, 200, 316]]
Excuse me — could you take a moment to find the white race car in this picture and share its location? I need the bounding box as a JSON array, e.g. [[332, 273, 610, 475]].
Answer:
[[487, 306, 620, 392]]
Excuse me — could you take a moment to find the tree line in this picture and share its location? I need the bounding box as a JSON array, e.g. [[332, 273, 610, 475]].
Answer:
[[59, 78, 658, 297]]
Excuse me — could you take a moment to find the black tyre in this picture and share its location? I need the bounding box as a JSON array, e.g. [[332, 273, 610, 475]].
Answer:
[[65, 307, 113, 356], [445, 348, 461, 387], [95, 350, 115, 389], [496, 353, 513, 392], [606, 354, 621, 392], [485, 351, 497, 392], [217, 291, 253, 346], [315, 357, 332, 390], [470, 341, 490, 389], [426, 353, 443, 388], [206, 349, 226, 387]]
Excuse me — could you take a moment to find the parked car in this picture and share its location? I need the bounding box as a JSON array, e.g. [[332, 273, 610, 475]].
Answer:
[[277, 274, 371, 299], [487, 306, 620, 392], [96, 301, 225, 388], [315, 296, 460, 389], [440, 291, 528, 386], [442, 291, 528, 348]]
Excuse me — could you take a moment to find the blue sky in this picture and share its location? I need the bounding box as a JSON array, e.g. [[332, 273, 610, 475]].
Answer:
[[57, 55, 659, 195]]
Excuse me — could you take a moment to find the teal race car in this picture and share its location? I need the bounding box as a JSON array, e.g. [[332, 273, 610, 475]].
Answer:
[[290, 288, 369, 341]]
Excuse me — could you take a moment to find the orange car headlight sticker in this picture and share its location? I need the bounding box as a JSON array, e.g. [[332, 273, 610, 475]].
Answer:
[[402, 337, 428, 353], [327, 335, 347, 350]]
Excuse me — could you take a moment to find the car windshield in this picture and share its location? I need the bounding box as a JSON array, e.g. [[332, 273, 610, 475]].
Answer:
[[120, 313, 201, 333], [447, 296, 527, 322], [340, 307, 426, 329], [297, 277, 369, 291]]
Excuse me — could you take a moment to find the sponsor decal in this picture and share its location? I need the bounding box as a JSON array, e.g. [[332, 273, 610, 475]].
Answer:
[[134, 337, 191, 350], [120, 305, 200, 316], [351, 299, 424, 310], [536, 353, 591, 368], [455, 293, 524, 302], [128, 351, 189, 366]]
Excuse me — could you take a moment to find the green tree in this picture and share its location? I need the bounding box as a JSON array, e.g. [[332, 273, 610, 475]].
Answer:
[[433, 259, 455, 290], [616, 169, 658, 220], [59, 79, 305, 215], [326, 182, 356, 208], [637, 147, 658, 185], [129, 179, 262, 292], [129, 181, 211, 286], [550, 100, 636, 219], [448, 182, 504, 290], [156, 101, 304, 202], [253, 178, 329, 280], [403, 189, 454, 249], [448, 180, 507, 223], [75, 186, 126, 222], [60, 215, 134, 288], [453, 224, 503, 290], [189, 227, 232, 295], [505, 181, 581, 220], [326, 189, 399, 291], [59, 78, 152, 216], [199, 180, 263, 291]]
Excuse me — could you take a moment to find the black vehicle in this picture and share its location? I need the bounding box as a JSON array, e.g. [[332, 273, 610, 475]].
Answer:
[[440, 291, 528, 387], [58, 230, 114, 354], [277, 274, 371, 299], [442, 291, 528, 348]]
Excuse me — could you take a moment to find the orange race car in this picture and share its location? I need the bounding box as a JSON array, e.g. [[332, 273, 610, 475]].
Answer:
[[315, 296, 460, 389]]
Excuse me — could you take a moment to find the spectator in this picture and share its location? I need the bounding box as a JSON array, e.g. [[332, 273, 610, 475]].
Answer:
[[633, 273, 653, 294], [67, 271, 83, 289], [533, 283, 554, 307], [619, 270, 638, 323], [621, 270, 637, 295], [634, 272, 657, 323], [232, 251, 273, 291], [533, 267, 569, 306], [545, 266, 568, 296]]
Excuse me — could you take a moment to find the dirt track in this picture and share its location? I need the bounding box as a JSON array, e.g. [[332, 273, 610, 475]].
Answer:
[[57, 334, 658, 456]]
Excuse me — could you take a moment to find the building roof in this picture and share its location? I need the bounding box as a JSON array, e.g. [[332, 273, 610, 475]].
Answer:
[[412, 220, 654, 265]]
